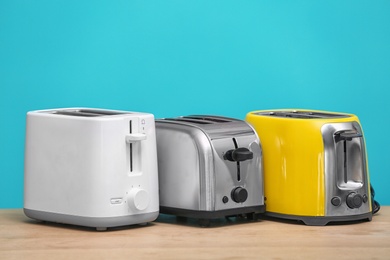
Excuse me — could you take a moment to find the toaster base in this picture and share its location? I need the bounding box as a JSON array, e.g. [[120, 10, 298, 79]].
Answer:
[[265, 211, 373, 226], [24, 208, 159, 230], [160, 205, 265, 220]]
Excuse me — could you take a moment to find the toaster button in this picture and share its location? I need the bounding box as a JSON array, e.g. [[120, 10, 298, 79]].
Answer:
[[363, 194, 368, 203], [222, 196, 229, 204], [331, 196, 341, 206], [346, 192, 363, 209], [110, 198, 123, 205], [231, 187, 248, 203]]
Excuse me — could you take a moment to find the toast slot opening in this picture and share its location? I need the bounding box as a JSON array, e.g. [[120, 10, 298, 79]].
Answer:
[[184, 116, 232, 123], [335, 132, 364, 190], [343, 140, 347, 183], [54, 111, 100, 117], [129, 120, 133, 172], [253, 111, 349, 119], [163, 118, 212, 124], [53, 109, 126, 117], [232, 138, 241, 182]]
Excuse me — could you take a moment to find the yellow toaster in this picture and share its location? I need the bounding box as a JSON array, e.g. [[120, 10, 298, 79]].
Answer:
[[245, 109, 373, 225]]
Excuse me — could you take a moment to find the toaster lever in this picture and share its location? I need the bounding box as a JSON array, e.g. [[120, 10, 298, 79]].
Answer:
[[335, 131, 362, 142], [224, 148, 253, 162], [126, 133, 147, 143]]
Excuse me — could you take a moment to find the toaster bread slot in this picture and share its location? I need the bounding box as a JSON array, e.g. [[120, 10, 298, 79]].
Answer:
[[77, 109, 127, 116], [163, 118, 212, 124], [335, 130, 364, 190], [234, 138, 240, 182], [130, 120, 133, 172], [161, 115, 235, 125], [125, 120, 147, 175], [54, 111, 101, 117], [184, 116, 232, 123], [53, 109, 126, 117], [253, 110, 349, 119]]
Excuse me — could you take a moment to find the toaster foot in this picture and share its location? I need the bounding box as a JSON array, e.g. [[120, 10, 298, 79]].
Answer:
[[96, 227, 107, 231], [265, 212, 373, 226], [176, 216, 188, 223], [246, 212, 259, 221], [160, 206, 265, 227], [198, 219, 210, 227]]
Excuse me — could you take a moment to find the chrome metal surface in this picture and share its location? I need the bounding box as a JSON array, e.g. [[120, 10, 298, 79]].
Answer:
[[156, 116, 264, 215], [322, 122, 371, 216], [156, 123, 212, 211]]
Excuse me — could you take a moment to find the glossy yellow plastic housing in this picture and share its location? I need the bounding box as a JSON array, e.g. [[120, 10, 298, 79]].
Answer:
[[245, 109, 366, 217]]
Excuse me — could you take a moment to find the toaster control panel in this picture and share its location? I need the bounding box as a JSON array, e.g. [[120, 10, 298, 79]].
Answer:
[[331, 193, 368, 209], [222, 138, 254, 182], [212, 134, 264, 211], [322, 122, 371, 216]]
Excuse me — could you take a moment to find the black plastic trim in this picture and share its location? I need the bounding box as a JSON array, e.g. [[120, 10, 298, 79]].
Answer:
[[265, 211, 372, 226], [160, 205, 265, 219]]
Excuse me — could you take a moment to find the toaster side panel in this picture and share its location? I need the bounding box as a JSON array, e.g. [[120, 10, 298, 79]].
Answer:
[[156, 124, 212, 211], [24, 113, 104, 215], [246, 113, 326, 217]]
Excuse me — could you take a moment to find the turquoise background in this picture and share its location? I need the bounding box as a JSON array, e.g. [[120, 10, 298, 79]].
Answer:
[[1, 1, 389, 208]]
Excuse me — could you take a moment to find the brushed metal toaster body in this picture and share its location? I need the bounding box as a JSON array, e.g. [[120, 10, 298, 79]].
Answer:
[[156, 115, 265, 220], [24, 108, 159, 230], [246, 109, 372, 225]]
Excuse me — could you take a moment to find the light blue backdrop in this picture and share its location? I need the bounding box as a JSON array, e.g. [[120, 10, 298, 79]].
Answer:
[[1, 1, 389, 208]]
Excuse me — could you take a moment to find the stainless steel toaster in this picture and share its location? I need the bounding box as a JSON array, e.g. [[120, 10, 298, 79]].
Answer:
[[155, 115, 265, 224], [24, 108, 159, 230]]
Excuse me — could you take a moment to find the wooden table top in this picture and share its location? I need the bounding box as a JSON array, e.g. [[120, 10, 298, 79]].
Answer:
[[1, 208, 389, 259]]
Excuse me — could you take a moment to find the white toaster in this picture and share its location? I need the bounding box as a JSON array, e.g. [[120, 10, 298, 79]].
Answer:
[[24, 108, 159, 230]]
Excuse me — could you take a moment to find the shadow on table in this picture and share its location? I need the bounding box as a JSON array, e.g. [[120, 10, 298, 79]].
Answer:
[[155, 213, 263, 228], [19, 215, 157, 233]]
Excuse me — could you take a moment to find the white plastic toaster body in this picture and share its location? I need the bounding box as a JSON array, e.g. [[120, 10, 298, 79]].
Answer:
[[24, 108, 159, 230]]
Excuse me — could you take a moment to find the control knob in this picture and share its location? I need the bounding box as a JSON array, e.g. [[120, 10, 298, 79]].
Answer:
[[128, 188, 149, 211], [231, 187, 248, 203], [346, 192, 363, 209]]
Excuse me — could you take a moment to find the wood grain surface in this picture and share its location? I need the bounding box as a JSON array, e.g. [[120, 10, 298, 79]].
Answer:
[[1, 208, 389, 259]]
